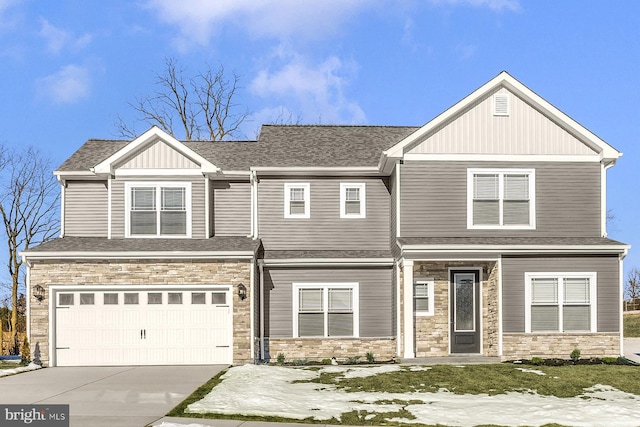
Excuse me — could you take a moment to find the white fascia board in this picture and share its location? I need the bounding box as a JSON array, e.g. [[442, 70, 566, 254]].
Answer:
[[400, 244, 630, 255], [212, 171, 252, 179], [251, 166, 381, 176], [263, 258, 394, 267], [92, 126, 220, 175], [20, 251, 255, 260], [500, 79, 622, 162], [383, 71, 622, 162], [385, 72, 511, 159], [403, 153, 601, 163]]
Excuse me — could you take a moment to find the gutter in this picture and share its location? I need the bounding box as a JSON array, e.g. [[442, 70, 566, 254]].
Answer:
[[20, 251, 256, 260], [262, 258, 394, 267]]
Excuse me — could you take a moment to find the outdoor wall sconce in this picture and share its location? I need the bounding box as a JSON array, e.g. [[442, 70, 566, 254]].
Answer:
[[237, 283, 247, 301], [33, 284, 45, 302]]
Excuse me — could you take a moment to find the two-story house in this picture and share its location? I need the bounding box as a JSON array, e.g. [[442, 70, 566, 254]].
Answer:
[[23, 72, 629, 367]]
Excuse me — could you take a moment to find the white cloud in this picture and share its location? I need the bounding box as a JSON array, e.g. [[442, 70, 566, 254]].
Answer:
[[145, 0, 368, 49], [250, 51, 365, 125], [36, 65, 91, 105], [39, 19, 92, 54], [429, 0, 521, 12]]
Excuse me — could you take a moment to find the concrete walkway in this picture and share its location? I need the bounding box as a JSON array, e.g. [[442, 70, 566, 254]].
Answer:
[[0, 365, 227, 427], [624, 337, 640, 364]]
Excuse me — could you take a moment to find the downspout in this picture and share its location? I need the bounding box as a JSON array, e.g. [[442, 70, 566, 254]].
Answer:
[[601, 161, 615, 237], [24, 256, 31, 359], [250, 170, 258, 239], [58, 177, 65, 237], [619, 250, 627, 357], [259, 259, 265, 361], [250, 260, 255, 362], [205, 176, 210, 238]]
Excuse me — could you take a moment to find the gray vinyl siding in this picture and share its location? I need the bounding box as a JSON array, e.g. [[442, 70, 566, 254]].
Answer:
[[401, 161, 601, 237], [264, 267, 393, 338], [502, 255, 620, 333], [213, 181, 251, 236], [258, 177, 390, 250], [110, 177, 206, 238], [64, 181, 108, 237]]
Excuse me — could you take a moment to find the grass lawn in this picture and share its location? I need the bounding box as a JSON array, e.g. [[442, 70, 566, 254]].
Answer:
[[624, 312, 640, 337], [168, 363, 640, 427]]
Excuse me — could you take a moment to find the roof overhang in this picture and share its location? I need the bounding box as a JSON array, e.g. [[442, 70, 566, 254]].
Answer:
[[380, 71, 623, 170], [21, 250, 255, 261], [260, 258, 394, 267], [400, 244, 630, 258], [250, 166, 382, 177]]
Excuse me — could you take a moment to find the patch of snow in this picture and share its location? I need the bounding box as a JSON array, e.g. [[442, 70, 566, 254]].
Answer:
[[187, 364, 640, 427], [455, 365, 466, 368], [515, 367, 546, 376], [407, 366, 432, 371], [0, 362, 41, 377], [320, 364, 400, 378]]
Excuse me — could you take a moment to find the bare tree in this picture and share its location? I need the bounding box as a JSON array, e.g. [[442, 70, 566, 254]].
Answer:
[[627, 267, 640, 303], [0, 147, 59, 354], [117, 58, 250, 141]]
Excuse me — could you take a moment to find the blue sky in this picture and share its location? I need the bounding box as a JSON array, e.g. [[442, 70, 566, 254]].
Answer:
[[0, 0, 638, 290]]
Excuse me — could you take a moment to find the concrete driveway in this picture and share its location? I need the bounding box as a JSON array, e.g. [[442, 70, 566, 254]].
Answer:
[[0, 365, 227, 427]]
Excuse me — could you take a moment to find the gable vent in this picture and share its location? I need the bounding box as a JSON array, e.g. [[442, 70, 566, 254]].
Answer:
[[493, 93, 509, 116]]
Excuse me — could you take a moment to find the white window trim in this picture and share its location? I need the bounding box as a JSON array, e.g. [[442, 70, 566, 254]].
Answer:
[[124, 181, 192, 238], [292, 282, 359, 338], [340, 183, 366, 219], [524, 272, 597, 333], [467, 168, 536, 230], [284, 183, 310, 219], [414, 279, 434, 316]]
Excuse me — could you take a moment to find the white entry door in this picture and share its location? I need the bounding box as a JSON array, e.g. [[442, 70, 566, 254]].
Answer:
[[53, 286, 233, 366]]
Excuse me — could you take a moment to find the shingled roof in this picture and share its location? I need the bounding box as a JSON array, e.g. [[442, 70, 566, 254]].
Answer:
[[55, 125, 419, 172]]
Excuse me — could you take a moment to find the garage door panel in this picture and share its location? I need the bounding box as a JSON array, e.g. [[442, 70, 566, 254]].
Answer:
[[54, 287, 233, 366]]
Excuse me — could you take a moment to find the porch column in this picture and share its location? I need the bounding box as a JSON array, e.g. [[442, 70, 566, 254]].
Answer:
[[403, 260, 415, 359]]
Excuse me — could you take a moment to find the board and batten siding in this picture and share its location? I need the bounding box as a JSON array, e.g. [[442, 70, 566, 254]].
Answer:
[[64, 181, 108, 237], [264, 267, 393, 338], [407, 87, 596, 156], [501, 255, 620, 333], [110, 177, 206, 238], [212, 181, 251, 236], [115, 140, 200, 169], [400, 161, 601, 238], [258, 177, 390, 250]]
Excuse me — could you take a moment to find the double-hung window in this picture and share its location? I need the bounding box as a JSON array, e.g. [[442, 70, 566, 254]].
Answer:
[[340, 183, 366, 218], [468, 169, 535, 229], [414, 280, 434, 316], [126, 182, 191, 237], [525, 272, 597, 333], [293, 283, 359, 337], [284, 183, 310, 218]]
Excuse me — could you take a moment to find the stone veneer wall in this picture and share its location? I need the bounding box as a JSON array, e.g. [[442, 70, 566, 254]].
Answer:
[[267, 338, 397, 362], [28, 259, 252, 366], [502, 333, 621, 360], [412, 261, 498, 357]]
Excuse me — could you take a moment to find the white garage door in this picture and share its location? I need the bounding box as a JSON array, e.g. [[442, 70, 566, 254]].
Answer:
[[53, 286, 233, 366]]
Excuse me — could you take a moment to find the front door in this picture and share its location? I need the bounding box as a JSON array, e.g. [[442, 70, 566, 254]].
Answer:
[[450, 270, 480, 353]]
